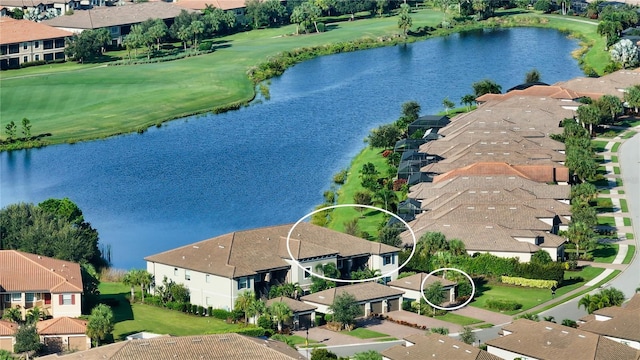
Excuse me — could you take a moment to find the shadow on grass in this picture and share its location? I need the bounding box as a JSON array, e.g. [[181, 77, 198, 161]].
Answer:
[[590, 244, 616, 259], [471, 277, 490, 299], [99, 291, 133, 324], [324, 24, 340, 32]]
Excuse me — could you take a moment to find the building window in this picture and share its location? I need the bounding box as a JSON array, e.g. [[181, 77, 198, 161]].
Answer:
[[206, 274, 211, 283], [383, 276, 392, 284], [383, 255, 394, 265], [43, 40, 53, 50], [23, 56, 28, 63], [303, 267, 312, 279], [35, 55, 39, 61], [25, 293, 35, 302], [34, 41, 39, 48], [44, 53, 54, 61], [237, 277, 249, 290], [62, 294, 73, 305], [55, 38, 65, 48], [9, 44, 19, 54], [185, 270, 191, 281], [337, 259, 343, 269], [3, 294, 10, 302], [23, 43, 27, 50], [11, 293, 21, 302], [174, 268, 178, 276]]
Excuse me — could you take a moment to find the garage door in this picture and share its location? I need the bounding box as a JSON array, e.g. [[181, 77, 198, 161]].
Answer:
[[69, 336, 88, 351], [359, 304, 366, 317], [388, 298, 400, 311], [44, 337, 63, 353], [299, 314, 312, 330], [371, 301, 383, 314], [0, 337, 13, 352]]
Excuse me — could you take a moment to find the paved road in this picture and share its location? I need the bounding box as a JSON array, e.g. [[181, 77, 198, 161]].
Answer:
[[539, 131, 640, 322]]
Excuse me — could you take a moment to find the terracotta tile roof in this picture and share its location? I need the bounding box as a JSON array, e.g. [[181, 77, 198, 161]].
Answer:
[[266, 297, 317, 313], [387, 273, 456, 291], [174, 0, 246, 10], [300, 282, 404, 306], [0, 18, 73, 45], [0, 0, 67, 6], [0, 320, 17, 336], [0, 250, 83, 293], [421, 128, 565, 152], [382, 333, 502, 360], [578, 295, 640, 343], [36, 317, 87, 335], [38, 333, 305, 359], [43, 2, 195, 30], [145, 223, 399, 279], [487, 319, 640, 360], [431, 162, 569, 183]]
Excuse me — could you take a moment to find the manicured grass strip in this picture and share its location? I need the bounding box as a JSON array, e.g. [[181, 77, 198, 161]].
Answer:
[[624, 218, 632, 226], [611, 143, 620, 152], [596, 197, 613, 213], [282, 335, 318, 346], [473, 323, 494, 329], [611, 155, 618, 163], [471, 283, 554, 315], [99, 282, 242, 340], [344, 328, 389, 339], [437, 312, 482, 326], [600, 189, 610, 194], [620, 199, 629, 213], [622, 245, 635, 265], [614, 167, 620, 175], [589, 243, 618, 264], [622, 131, 637, 139], [598, 217, 616, 226], [627, 233, 634, 240], [533, 270, 620, 314]]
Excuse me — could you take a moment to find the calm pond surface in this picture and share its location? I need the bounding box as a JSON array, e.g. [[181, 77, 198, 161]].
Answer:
[[1, 28, 584, 269]]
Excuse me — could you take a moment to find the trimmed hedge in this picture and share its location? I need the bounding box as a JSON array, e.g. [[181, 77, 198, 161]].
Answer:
[[210, 309, 232, 320], [486, 299, 522, 311], [501, 276, 558, 289], [452, 253, 564, 283]]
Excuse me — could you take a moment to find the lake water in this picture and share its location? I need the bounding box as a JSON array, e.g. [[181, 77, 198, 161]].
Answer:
[[0, 28, 584, 269]]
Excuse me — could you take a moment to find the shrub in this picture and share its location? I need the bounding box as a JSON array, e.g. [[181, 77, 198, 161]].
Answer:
[[324, 313, 333, 323], [198, 305, 205, 316], [501, 276, 558, 289], [211, 308, 232, 320], [191, 304, 198, 315], [207, 306, 213, 316], [486, 299, 522, 311], [333, 169, 348, 184], [382, 149, 393, 158], [315, 314, 326, 326], [257, 314, 275, 330], [234, 327, 267, 337]]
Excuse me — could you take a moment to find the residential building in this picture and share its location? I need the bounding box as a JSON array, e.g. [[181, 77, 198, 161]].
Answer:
[[387, 273, 457, 304], [555, 68, 640, 100], [486, 319, 640, 360], [37, 333, 306, 359], [0, 250, 83, 320], [382, 333, 501, 360], [265, 296, 316, 330], [145, 223, 400, 310], [300, 282, 404, 316], [42, 2, 194, 46], [37, 317, 91, 353], [0, 320, 17, 353], [0, 0, 81, 19], [0, 17, 72, 69], [577, 293, 640, 350]]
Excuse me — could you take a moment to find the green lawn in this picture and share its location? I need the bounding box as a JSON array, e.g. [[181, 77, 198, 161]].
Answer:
[[624, 218, 632, 226], [622, 131, 637, 139], [611, 155, 618, 163], [627, 233, 634, 240], [614, 167, 620, 175], [471, 267, 604, 314], [598, 216, 616, 226], [596, 197, 614, 213], [98, 282, 241, 341], [588, 243, 618, 263], [0, 9, 611, 149], [437, 312, 482, 326], [344, 328, 389, 339], [622, 245, 635, 265], [327, 146, 399, 237], [591, 140, 608, 153]]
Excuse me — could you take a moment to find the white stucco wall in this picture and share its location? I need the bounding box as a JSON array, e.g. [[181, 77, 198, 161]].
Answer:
[[50, 293, 82, 318], [369, 253, 399, 281], [604, 336, 640, 350], [487, 345, 539, 360], [285, 257, 336, 290]]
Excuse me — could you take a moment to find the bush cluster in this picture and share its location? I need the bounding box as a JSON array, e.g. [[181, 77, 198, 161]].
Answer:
[[485, 299, 522, 311], [452, 253, 564, 283], [501, 276, 558, 289]]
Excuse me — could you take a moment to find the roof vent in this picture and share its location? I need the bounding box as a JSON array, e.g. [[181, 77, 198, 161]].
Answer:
[[192, 338, 202, 343], [193, 246, 199, 249], [561, 331, 568, 334], [438, 339, 445, 343], [218, 245, 224, 249], [547, 341, 551, 345], [578, 334, 586, 338], [545, 326, 552, 330], [465, 350, 472, 353], [453, 345, 459, 349], [182, 256, 185, 260]]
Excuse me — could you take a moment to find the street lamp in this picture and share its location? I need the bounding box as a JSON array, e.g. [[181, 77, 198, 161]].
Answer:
[[305, 327, 309, 359]]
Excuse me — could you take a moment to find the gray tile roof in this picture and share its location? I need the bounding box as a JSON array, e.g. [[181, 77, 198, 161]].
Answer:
[[387, 273, 456, 291], [145, 223, 399, 278], [554, 69, 640, 99], [578, 294, 640, 343], [266, 297, 317, 313], [300, 282, 404, 306], [487, 319, 640, 360], [382, 333, 502, 360]]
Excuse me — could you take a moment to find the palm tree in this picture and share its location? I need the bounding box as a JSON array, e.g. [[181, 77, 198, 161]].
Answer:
[[1, 308, 22, 323], [137, 270, 154, 304], [567, 221, 594, 260], [246, 299, 267, 324], [122, 270, 139, 303], [234, 291, 256, 323], [269, 302, 292, 332], [26, 307, 43, 324], [578, 294, 592, 313], [543, 315, 555, 323], [373, 188, 398, 211], [460, 94, 476, 110]]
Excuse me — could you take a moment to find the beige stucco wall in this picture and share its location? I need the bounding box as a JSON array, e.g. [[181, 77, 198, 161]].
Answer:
[[50, 293, 82, 318], [487, 345, 539, 360], [286, 257, 337, 291], [369, 253, 399, 281]]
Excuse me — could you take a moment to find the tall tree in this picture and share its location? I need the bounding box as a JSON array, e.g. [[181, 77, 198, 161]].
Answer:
[[86, 304, 114, 346], [423, 281, 445, 315], [525, 68, 541, 83], [366, 123, 402, 149], [567, 221, 595, 259], [597, 20, 622, 50], [373, 188, 398, 211], [595, 95, 623, 124], [353, 191, 373, 216], [624, 85, 640, 113], [20, 118, 31, 139], [397, 3, 412, 36], [442, 98, 455, 114], [14, 324, 41, 354], [460, 94, 476, 110], [459, 326, 476, 345], [234, 291, 257, 323], [610, 39, 639, 69], [329, 292, 362, 330], [122, 270, 139, 303], [472, 79, 501, 97]]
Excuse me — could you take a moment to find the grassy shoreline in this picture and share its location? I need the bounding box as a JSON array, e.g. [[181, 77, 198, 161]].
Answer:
[[0, 10, 606, 151]]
